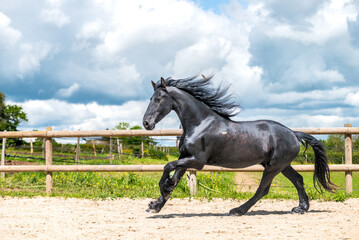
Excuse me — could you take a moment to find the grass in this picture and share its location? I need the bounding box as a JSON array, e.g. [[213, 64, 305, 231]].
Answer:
[[0, 154, 358, 202], [0, 171, 242, 199], [248, 171, 359, 201]]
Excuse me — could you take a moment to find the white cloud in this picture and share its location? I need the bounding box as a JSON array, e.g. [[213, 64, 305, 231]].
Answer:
[[76, 20, 104, 40], [275, 54, 346, 90], [0, 12, 22, 47], [1, 0, 359, 131], [17, 42, 52, 79], [56, 83, 80, 98], [41, 8, 70, 27], [46, 0, 67, 8], [314, 69, 345, 83], [171, 37, 232, 76], [345, 91, 359, 107], [11, 99, 152, 131], [264, 0, 357, 44], [217, 50, 264, 104], [93, 0, 201, 55], [300, 114, 344, 127], [248, 0, 359, 99], [63, 57, 143, 99], [236, 107, 347, 128], [265, 87, 354, 106], [41, 0, 70, 28], [0, 11, 54, 80]]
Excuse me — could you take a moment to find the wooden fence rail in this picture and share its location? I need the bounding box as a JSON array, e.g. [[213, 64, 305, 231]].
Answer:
[[1, 164, 359, 173], [1, 124, 359, 196], [1, 127, 359, 139]]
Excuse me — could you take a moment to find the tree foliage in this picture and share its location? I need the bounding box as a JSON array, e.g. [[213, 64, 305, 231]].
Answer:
[[112, 122, 157, 158], [0, 92, 7, 129], [0, 92, 28, 132], [325, 135, 344, 149], [115, 122, 130, 130], [353, 135, 359, 149], [114, 122, 154, 146], [1, 105, 28, 131], [296, 134, 359, 164]]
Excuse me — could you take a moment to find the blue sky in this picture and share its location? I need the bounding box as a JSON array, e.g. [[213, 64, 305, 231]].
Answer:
[[0, 0, 359, 133]]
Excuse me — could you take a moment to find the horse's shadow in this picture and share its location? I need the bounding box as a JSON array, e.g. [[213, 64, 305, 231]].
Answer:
[[147, 209, 330, 219]]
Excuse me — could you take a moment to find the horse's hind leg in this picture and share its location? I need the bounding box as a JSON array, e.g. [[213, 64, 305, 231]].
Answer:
[[229, 168, 281, 216], [281, 165, 309, 214]]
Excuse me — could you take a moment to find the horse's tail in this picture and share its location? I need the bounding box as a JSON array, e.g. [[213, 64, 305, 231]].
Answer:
[[294, 131, 337, 193]]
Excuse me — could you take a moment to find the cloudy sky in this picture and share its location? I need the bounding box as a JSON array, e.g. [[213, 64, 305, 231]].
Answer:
[[1, 0, 359, 134]]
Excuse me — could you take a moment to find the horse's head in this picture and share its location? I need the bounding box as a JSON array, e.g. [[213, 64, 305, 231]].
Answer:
[[143, 77, 173, 130]]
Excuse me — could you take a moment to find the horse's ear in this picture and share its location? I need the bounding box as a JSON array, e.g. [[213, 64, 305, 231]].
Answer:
[[161, 77, 167, 91], [151, 81, 156, 90]]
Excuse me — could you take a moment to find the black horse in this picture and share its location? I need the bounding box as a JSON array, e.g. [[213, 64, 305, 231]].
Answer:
[[142, 76, 336, 216]]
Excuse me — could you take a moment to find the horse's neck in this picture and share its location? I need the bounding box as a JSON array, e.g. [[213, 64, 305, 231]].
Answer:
[[169, 88, 215, 133]]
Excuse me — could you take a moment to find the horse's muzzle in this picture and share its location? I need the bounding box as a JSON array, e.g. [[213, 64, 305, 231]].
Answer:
[[143, 120, 155, 130]]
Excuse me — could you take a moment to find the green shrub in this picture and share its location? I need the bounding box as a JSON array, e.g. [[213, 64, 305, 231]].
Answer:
[[146, 148, 168, 160]]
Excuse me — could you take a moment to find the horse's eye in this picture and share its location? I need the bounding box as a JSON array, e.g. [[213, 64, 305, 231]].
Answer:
[[155, 98, 160, 103]]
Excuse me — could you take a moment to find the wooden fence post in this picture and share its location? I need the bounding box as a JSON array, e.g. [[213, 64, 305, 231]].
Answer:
[[188, 170, 197, 196], [42, 138, 46, 159], [30, 138, 33, 155], [344, 123, 353, 194], [1, 131, 6, 178], [141, 142, 144, 158], [75, 137, 80, 165], [117, 138, 121, 160], [109, 137, 113, 164], [92, 140, 97, 157], [45, 127, 53, 195]]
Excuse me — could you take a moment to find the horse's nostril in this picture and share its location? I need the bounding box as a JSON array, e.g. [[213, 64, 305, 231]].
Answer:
[[143, 121, 149, 128]]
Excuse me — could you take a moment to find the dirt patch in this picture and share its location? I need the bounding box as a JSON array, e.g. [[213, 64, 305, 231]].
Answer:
[[0, 197, 358, 239], [5, 160, 38, 165]]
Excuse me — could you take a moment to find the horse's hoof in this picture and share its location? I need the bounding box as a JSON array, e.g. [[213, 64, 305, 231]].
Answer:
[[146, 208, 160, 213], [147, 201, 161, 213], [291, 206, 306, 214], [228, 208, 245, 216], [228, 212, 241, 216]]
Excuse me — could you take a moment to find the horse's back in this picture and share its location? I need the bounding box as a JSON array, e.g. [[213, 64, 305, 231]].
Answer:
[[205, 119, 300, 168]]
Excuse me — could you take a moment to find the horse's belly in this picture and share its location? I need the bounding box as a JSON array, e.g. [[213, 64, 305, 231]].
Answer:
[[206, 152, 264, 168]]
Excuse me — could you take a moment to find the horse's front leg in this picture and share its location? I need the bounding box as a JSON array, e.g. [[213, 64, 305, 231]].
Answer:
[[147, 168, 186, 213], [147, 156, 205, 213]]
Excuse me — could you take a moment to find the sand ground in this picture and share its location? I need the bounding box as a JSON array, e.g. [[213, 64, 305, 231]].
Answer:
[[0, 197, 358, 240]]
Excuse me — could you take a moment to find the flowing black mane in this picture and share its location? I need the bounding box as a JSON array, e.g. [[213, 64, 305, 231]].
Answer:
[[155, 76, 241, 119]]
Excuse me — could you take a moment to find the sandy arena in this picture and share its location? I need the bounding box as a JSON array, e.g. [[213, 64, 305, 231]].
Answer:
[[0, 197, 358, 240]]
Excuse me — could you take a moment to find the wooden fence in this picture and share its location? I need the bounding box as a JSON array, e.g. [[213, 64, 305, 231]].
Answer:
[[1, 124, 359, 196]]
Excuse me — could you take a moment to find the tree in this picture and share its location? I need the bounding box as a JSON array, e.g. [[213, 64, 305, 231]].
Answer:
[[114, 122, 154, 146], [0, 91, 28, 145], [115, 122, 130, 130], [0, 92, 6, 129], [323, 135, 345, 164], [1, 104, 28, 131], [353, 135, 359, 149], [325, 135, 344, 149], [127, 125, 153, 145]]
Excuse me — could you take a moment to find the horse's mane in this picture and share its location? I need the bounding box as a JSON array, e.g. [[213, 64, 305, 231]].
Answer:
[[155, 75, 241, 119]]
